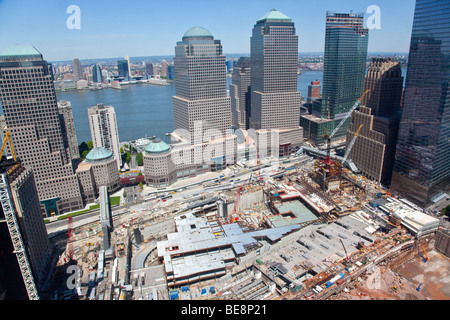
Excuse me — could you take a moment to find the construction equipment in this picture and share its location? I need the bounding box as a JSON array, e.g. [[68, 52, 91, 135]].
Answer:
[[329, 90, 369, 139], [339, 238, 350, 262], [342, 124, 363, 163], [230, 174, 252, 223], [0, 131, 16, 161], [323, 127, 332, 164], [67, 216, 74, 262], [416, 283, 422, 292], [419, 245, 429, 262]]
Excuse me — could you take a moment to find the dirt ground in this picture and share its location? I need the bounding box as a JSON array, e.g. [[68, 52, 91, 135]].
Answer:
[[336, 249, 450, 300]]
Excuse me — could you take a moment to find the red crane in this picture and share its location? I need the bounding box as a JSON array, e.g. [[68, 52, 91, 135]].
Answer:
[[67, 216, 74, 262], [229, 174, 252, 223]]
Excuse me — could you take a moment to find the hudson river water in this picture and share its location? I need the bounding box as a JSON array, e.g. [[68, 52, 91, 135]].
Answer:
[[53, 71, 325, 144]]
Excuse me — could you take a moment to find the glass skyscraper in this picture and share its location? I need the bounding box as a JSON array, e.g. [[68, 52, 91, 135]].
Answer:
[[117, 59, 129, 78], [391, 0, 450, 207], [316, 12, 369, 137], [92, 64, 103, 83]]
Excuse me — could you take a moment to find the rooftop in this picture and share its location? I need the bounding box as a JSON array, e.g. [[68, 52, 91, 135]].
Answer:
[[0, 45, 42, 60], [257, 9, 291, 23], [182, 26, 213, 40], [85, 147, 114, 162], [144, 140, 171, 154]]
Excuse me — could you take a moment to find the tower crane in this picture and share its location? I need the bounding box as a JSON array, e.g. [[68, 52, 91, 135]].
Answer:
[[0, 131, 17, 161], [342, 124, 363, 163], [320, 90, 369, 165]]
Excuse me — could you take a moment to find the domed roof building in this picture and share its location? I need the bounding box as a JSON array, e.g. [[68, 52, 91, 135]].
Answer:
[[76, 147, 121, 203], [144, 140, 171, 154], [143, 139, 177, 188], [182, 26, 214, 40]]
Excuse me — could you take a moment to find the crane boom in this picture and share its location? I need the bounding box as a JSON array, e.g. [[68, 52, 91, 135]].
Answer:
[[343, 124, 363, 163], [329, 90, 369, 139], [0, 131, 16, 161]]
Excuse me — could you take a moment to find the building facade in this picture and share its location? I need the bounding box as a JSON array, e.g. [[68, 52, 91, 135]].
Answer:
[[0, 161, 52, 299], [230, 57, 251, 130], [391, 0, 450, 207], [0, 45, 84, 216], [88, 104, 122, 170], [117, 59, 129, 78]]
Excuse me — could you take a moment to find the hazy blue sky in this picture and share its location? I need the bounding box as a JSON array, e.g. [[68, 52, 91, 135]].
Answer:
[[0, 0, 416, 61]]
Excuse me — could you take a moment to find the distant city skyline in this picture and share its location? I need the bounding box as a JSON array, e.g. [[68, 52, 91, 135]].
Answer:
[[0, 0, 415, 61]]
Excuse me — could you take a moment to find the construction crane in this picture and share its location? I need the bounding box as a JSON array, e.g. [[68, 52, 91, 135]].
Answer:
[[342, 124, 364, 163], [339, 238, 350, 262], [67, 216, 74, 262], [0, 131, 17, 161], [323, 127, 332, 163], [329, 90, 369, 139], [230, 174, 252, 223]]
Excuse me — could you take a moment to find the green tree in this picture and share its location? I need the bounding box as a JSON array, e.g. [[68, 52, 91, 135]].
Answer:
[[136, 152, 143, 166], [138, 181, 144, 190], [126, 151, 131, 164], [87, 140, 93, 150]]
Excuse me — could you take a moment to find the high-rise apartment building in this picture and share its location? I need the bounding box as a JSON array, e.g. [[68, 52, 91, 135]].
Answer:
[[88, 103, 122, 170], [0, 45, 84, 216], [302, 12, 368, 144], [92, 64, 103, 83], [173, 26, 232, 140], [57, 100, 80, 160], [146, 62, 154, 76], [0, 160, 52, 299], [230, 57, 251, 129], [124, 55, 131, 77], [72, 58, 83, 81], [391, 0, 450, 207], [161, 59, 167, 77], [249, 9, 303, 155], [345, 58, 403, 185]]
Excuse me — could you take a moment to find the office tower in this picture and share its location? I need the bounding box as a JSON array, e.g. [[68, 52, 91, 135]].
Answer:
[[72, 58, 83, 81], [362, 58, 403, 117], [167, 64, 175, 80], [0, 45, 84, 216], [230, 57, 251, 129], [249, 9, 303, 155], [345, 58, 403, 185], [124, 55, 131, 77], [307, 81, 321, 103], [307, 12, 369, 141], [57, 100, 80, 160], [391, 0, 450, 207], [146, 62, 154, 76], [88, 103, 122, 170], [161, 59, 167, 77], [173, 26, 231, 140], [117, 59, 129, 78], [92, 64, 103, 83], [0, 160, 52, 300]]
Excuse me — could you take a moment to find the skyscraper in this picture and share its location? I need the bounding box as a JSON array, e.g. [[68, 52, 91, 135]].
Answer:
[[117, 59, 129, 78], [88, 103, 122, 170], [72, 58, 82, 81], [92, 64, 103, 83], [391, 0, 450, 207], [173, 26, 231, 140], [57, 100, 80, 160], [345, 58, 403, 185], [307, 81, 321, 103], [0, 161, 51, 299], [303, 12, 368, 143], [230, 57, 251, 129], [124, 55, 131, 77], [249, 9, 303, 155], [146, 62, 154, 76], [0, 45, 84, 216]]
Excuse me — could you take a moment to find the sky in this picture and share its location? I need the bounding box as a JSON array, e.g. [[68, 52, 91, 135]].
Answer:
[[0, 0, 416, 61]]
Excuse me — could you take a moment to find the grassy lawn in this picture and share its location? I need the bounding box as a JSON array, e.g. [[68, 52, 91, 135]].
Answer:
[[44, 196, 121, 223]]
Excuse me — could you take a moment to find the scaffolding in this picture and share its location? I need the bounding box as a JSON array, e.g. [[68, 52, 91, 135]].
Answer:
[[0, 172, 39, 300]]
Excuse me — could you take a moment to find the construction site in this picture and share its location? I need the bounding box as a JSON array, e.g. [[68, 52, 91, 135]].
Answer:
[[44, 92, 449, 301]]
